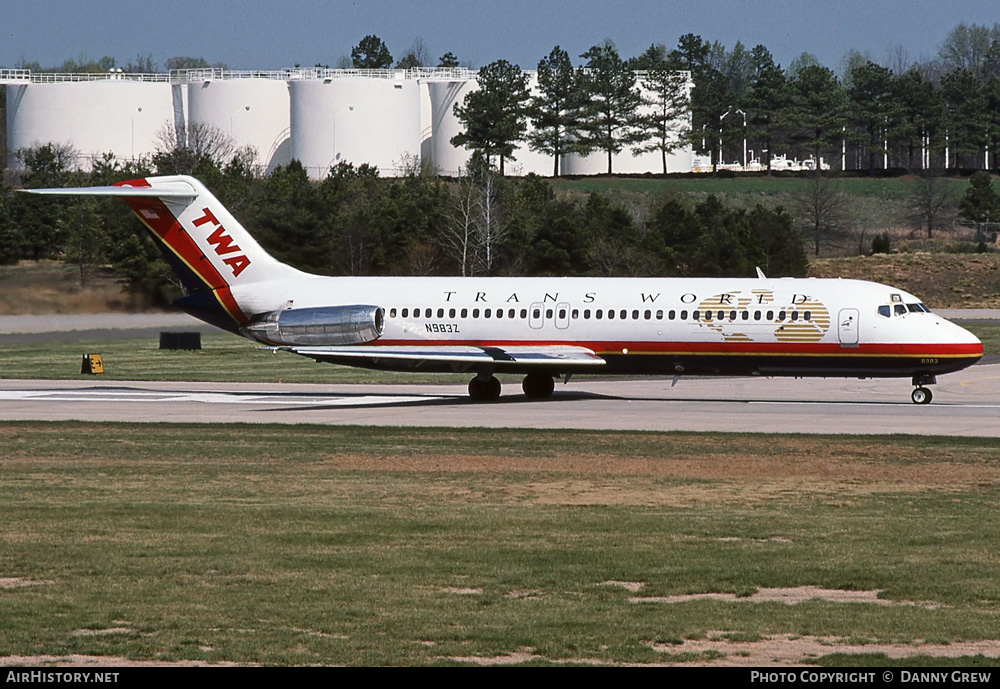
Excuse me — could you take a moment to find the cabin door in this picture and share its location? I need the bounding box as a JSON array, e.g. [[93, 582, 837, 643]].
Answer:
[[529, 302, 544, 329], [838, 308, 859, 347]]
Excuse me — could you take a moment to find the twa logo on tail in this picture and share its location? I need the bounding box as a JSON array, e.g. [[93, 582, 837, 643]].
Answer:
[[191, 207, 252, 278]]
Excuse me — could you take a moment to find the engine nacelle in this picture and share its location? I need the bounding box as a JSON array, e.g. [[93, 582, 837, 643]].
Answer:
[[243, 305, 384, 346]]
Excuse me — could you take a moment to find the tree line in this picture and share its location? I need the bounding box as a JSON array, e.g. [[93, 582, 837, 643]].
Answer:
[[3, 132, 999, 306], [1, 143, 816, 305]]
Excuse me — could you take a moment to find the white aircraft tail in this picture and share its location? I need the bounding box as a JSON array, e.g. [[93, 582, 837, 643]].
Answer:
[[28, 174, 307, 331]]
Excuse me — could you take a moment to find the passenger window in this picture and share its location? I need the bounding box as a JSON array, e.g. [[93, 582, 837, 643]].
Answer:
[[596, 310, 603, 319], [449, 308, 456, 318], [692, 310, 700, 320], [461, 308, 468, 318], [655, 310, 663, 320], [389, 308, 397, 318], [546, 309, 554, 319], [608, 310, 615, 320], [778, 310, 786, 321], [644, 310, 651, 320], [484, 309, 492, 318], [717, 310, 724, 320], [571, 309, 579, 319], [521, 309, 528, 318], [401, 308, 408, 318], [729, 310, 736, 321], [558, 309, 566, 319], [620, 310, 627, 320], [742, 311, 749, 320], [791, 311, 799, 322], [584, 309, 591, 319], [705, 311, 713, 321], [632, 310, 639, 320], [473, 309, 480, 318], [668, 310, 675, 320], [425, 308, 433, 318], [533, 308, 540, 319], [804, 311, 811, 321], [437, 308, 444, 318], [766, 310, 774, 320], [680, 310, 688, 320], [508, 309, 515, 318], [754, 311, 761, 321]]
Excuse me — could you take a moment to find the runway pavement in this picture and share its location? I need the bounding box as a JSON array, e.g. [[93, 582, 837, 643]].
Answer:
[[1, 363, 998, 436]]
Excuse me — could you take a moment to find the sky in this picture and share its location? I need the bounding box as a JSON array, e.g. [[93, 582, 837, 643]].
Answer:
[[2, 0, 998, 74]]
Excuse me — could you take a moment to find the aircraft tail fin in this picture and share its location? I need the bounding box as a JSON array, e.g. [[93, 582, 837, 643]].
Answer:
[[27, 175, 307, 329]]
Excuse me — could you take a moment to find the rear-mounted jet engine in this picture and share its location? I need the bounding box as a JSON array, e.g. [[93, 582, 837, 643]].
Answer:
[[243, 305, 384, 346]]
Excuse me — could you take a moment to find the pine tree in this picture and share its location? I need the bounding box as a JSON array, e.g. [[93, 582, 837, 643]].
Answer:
[[451, 60, 530, 175], [526, 46, 580, 176]]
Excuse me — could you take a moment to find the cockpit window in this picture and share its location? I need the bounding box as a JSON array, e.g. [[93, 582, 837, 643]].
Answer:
[[878, 305, 891, 318], [894, 304, 907, 316]]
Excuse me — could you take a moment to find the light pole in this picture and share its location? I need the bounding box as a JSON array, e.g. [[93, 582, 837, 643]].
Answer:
[[721, 109, 747, 169]]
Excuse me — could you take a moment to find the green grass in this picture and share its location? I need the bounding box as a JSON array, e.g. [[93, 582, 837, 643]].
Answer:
[[550, 175, 970, 202], [0, 333, 469, 383], [1, 424, 999, 666]]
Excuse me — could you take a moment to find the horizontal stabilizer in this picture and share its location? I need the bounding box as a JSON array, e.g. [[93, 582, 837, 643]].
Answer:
[[24, 182, 197, 199]]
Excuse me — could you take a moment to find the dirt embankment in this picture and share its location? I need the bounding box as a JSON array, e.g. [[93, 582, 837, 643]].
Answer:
[[810, 252, 1000, 309]]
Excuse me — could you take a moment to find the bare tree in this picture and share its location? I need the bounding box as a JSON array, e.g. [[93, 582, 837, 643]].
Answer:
[[471, 167, 509, 275], [793, 175, 847, 256], [153, 121, 237, 174], [396, 37, 432, 69], [441, 176, 478, 276], [909, 167, 956, 238]]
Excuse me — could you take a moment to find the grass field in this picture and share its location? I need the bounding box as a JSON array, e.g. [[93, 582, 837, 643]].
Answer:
[[551, 174, 971, 200], [1, 424, 999, 666]]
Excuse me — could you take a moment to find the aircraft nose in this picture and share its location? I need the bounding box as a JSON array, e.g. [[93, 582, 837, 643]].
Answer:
[[950, 320, 983, 356]]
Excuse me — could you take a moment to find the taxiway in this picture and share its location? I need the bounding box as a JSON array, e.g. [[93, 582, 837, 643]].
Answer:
[[1, 363, 998, 436]]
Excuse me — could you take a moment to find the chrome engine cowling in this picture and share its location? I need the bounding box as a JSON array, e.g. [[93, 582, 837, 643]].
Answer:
[[243, 305, 384, 346]]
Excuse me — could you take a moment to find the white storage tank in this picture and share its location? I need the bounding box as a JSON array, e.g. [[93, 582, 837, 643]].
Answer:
[[425, 78, 476, 176], [6, 78, 173, 170], [186, 76, 291, 174], [289, 73, 421, 179], [426, 72, 552, 177]]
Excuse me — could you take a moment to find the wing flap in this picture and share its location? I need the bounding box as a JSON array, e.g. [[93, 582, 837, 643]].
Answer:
[[282, 344, 606, 368]]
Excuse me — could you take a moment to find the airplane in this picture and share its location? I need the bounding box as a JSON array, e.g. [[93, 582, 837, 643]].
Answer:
[[28, 174, 983, 404]]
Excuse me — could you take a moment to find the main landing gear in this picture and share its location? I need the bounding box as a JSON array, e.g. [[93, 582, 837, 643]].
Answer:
[[911, 374, 936, 405], [521, 373, 555, 399], [468, 374, 501, 402], [467, 373, 557, 402]]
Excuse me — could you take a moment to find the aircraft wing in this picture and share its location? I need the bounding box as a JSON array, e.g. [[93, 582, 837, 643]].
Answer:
[[279, 344, 606, 371]]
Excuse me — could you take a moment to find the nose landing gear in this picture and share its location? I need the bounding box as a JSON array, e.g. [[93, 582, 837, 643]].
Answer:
[[911, 374, 936, 405]]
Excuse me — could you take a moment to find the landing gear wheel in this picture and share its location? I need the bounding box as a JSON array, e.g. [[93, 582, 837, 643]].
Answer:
[[522, 373, 555, 399], [911, 387, 933, 405], [468, 375, 501, 402]]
